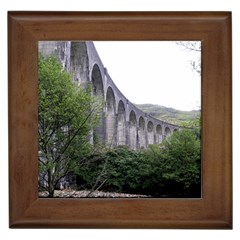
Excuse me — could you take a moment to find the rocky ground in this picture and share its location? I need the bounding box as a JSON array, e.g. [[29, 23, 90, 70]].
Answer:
[[39, 189, 150, 198]]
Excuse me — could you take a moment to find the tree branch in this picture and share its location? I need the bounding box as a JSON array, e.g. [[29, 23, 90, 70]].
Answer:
[[54, 108, 95, 163]]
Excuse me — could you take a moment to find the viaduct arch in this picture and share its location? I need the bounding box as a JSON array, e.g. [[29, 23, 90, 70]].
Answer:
[[39, 41, 180, 149]]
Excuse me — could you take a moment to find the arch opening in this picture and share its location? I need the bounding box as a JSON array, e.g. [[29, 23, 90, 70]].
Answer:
[[156, 124, 163, 144], [92, 64, 104, 97], [147, 121, 154, 145], [165, 127, 171, 137], [91, 64, 105, 144], [106, 87, 116, 147]]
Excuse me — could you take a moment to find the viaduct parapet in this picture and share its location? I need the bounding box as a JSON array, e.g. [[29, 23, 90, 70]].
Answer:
[[38, 41, 180, 149]]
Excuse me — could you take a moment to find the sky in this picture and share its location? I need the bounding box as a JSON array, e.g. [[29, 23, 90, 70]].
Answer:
[[94, 41, 201, 111]]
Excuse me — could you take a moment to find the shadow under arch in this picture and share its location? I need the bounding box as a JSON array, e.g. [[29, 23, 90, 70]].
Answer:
[[156, 124, 163, 144], [91, 63, 105, 144], [165, 126, 171, 138], [147, 121, 154, 145], [106, 86, 116, 147]]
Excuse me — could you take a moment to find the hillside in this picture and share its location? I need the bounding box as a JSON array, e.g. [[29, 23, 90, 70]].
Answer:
[[135, 104, 200, 126]]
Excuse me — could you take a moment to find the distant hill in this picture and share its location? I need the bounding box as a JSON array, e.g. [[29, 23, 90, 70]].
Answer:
[[135, 104, 200, 126]]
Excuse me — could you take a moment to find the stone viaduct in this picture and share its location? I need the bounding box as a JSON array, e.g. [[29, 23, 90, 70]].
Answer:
[[39, 41, 180, 150]]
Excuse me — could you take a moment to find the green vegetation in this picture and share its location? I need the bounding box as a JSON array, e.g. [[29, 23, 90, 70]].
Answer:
[[136, 103, 200, 126], [38, 55, 201, 198], [38, 55, 102, 197], [77, 129, 201, 198]]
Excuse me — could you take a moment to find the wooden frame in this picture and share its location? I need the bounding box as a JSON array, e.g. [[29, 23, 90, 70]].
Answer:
[[8, 12, 232, 229]]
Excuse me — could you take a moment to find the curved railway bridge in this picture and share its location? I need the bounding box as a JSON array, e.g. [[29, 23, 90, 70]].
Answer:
[[39, 41, 180, 149]]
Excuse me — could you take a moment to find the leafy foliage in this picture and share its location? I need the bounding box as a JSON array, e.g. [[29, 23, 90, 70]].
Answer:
[[160, 129, 201, 189], [38, 54, 102, 197], [77, 129, 201, 197], [38, 55, 201, 198]]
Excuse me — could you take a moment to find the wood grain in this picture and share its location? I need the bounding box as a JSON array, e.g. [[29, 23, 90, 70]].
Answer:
[[8, 11, 232, 228]]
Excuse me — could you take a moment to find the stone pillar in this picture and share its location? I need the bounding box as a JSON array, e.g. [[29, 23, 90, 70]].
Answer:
[[126, 121, 130, 146], [105, 112, 118, 147], [117, 113, 126, 146]]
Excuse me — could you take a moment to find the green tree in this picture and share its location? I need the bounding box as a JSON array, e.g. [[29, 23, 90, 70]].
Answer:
[[161, 129, 201, 191], [181, 116, 201, 140], [76, 130, 201, 197], [38, 55, 102, 197]]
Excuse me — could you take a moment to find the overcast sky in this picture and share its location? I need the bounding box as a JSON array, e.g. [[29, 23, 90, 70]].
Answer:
[[94, 41, 201, 111]]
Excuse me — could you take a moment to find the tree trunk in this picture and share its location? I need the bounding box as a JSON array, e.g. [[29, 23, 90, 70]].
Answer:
[[48, 170, 55, 197]]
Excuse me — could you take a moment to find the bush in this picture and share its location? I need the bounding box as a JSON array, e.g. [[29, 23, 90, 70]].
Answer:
[[76, 129, 201, 198]]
